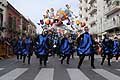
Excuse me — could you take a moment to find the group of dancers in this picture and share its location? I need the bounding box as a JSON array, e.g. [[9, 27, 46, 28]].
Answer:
[[11, 26, 120, 69]]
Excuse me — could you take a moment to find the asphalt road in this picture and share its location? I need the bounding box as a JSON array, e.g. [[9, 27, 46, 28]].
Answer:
[[0, 54, 120, 80]]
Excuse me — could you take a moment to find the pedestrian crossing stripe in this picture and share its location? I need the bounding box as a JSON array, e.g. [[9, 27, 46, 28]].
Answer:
[[0, 68, 4, 71], [34, 68, 54, 80], [0, 68, 28, 80], [92, 69, 120, 80], [116, 69, 120, 71], [67, 69, 90, 80], [0, 68, 120, 80]]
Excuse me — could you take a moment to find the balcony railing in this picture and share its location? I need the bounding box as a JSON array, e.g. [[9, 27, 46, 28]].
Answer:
[[104, 17, 120, 31], [88, 0, 96, 4], [104, 0, 120, 16], [88, 16, 97, 24], [89, 4, 97, 14]]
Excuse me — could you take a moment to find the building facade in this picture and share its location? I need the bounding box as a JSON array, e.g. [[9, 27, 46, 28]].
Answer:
[[88, 0, 97, 34], [79, 0, 89, 25], [0, 0, 7, 37], [78, 0, 120, 36], [103, 0, 120, 35], [28, 19, 36, 36], [6, 2, 22, 38], [0, 1, 36, 38], [21, 15, 29, 34]]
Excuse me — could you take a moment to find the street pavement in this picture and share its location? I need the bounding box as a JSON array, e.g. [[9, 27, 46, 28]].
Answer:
[[0, 54, 120, 80]]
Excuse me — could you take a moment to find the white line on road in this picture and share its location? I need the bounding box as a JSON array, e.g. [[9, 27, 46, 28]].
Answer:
[[0, 68, 28, 80], [67, 69, 90, 80], [0, 68, 4, 70], [116, 69, 120, 71], [93, 69, 120, 80], [34, 68, 54, 80]]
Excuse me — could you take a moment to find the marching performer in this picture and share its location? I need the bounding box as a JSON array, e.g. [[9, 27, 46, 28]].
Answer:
[[101, 33, 113, 66], [16, 36, 23, 61], [35, 31, 49, 66], [22, 35, 33, 64], [60, 33, 71, 64], [77, 27, 95, 69], [112, 36, 120, 62]]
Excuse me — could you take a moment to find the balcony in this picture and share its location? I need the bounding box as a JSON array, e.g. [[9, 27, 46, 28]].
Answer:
[[104, 17, 120, 31], [89, 5, 97, 14], [105, 0, 120, 16], [88, 16, 97, 25], [88, 0, 96, 4]]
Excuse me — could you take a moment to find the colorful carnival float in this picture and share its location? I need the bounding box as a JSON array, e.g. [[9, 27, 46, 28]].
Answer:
[[39, 4, 86, 35]]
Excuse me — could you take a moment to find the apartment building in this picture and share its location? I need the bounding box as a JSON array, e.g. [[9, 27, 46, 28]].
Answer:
[[79, 0, 120, 36], [103, 0, 120, 35]]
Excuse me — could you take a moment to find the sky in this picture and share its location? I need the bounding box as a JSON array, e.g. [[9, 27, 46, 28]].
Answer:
[[7, 0, 79, 34]]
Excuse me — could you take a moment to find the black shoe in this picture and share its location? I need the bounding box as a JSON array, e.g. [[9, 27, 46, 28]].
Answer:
[[101, 63, 103, 66], [67, 62, 69, 64], [28, 62, 30, 64], [77, 65, 80, 69], [108, 64, 111, 66], [91, 66, 95, 69], [61, 60, 63, 64], [44, 64, 47, 67], [40, 63, 42, 66]]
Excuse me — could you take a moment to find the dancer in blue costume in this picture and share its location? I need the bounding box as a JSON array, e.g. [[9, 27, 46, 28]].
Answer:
[[77, 27, 95, 69], [35, 31, 49, 66], [101, 33, 113, 66], [112, 36, 120, 62], [60, 33, 71, 64], [22, 35, 33, 64], [16, 36, 23, 61]]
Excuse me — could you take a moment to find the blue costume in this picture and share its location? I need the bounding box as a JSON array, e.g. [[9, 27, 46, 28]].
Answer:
[[22, 37, 32, 55], [60, 38, 70, 55], [16, 38, 23, 55], [101, 36, 113, 66], [36, 35, 48, 56], [77, 32, 93, 55], [60, 37, 71, 64], [112, 40, 120, 55], [102, 38, 113, 54]]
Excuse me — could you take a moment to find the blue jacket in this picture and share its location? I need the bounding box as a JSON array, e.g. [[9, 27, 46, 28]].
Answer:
[[112, 40, 120, 55], [36, 35, 48, 55], [60, 38, 70, 55], [102, 37, 113, 54], [16, 39, 23, 54], [77, 32, 94, 55], [22, 37, 32, 55]]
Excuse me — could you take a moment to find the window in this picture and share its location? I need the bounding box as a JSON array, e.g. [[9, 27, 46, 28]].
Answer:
[[85, 17, 88, 21], [0, 9, 3, 27], [80, 0, 82, 3], [79, 14, 82, 18], [80, 7, 82, 10], [85, 8, 88, 12], [85, 0, 88, 3], [8, 16, 13, 29], [13, 17, 16, 31]]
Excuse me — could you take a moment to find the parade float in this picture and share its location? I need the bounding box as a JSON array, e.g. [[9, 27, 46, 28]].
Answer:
[[39, 4, 86, 35]]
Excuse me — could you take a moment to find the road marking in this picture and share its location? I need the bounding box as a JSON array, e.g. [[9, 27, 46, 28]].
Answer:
[[93, 69, 120, 80], [0, 68, 4, 70], [67, 69, 90, 80], [0, 68, 28, 80], [116, 69, 120, 71], [34, 68, 54, 80]]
